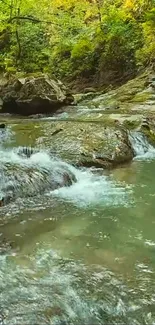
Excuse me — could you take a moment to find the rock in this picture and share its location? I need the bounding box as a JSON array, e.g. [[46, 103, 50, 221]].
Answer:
[[74, 91, 102, 104], [0, 313, 5, 325], [16, 146, 39, 158], [0, 168, 75, 205], [141, 117, 150, 130], [0, 197, 4, 206], [83, 87, 96, 93], [0, 150, 77, 205], [0, 123, 5, 128], [0, 75, 74, 116], [0, 237, 13, 254], [43, 121, 134, 168], [78, 71, 151, 113], [51, 128, 63, 136], [139, 116, 155, 146], [144, 74, 155, 88], [106, 102, 120, 110]]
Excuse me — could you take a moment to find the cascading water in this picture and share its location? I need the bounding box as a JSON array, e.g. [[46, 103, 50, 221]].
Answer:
[[0, 146, 131, 208], [129, 131, 155, 159], [0, 148, 76, 204], [0, 126, 12, 145], [1, 121, 155, 325], [51, 166, 131, 207]]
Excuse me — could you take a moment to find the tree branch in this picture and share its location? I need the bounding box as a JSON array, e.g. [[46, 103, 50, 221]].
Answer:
[[8, 15, 58, 25]]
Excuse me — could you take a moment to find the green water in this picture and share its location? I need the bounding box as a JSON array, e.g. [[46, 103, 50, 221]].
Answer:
[[0, 118, 155, 325]]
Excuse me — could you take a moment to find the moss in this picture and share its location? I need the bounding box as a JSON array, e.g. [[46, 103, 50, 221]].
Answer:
[[99, 118, 118, 127], [79, 71, 151, 114], [77, 92, 101, 102], [114, 94, 133, 102], [107, 73, 149, 105], [131, 92, 150, 103], [142, 128, 155, 146], [15, 71, 44, 79], [123, 120, 140, 130]]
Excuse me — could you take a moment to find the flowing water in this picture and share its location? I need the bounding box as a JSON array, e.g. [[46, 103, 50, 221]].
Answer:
[[0, 119, 155, 324]]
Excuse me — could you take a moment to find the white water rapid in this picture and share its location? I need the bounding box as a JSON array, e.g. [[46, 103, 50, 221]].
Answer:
[[0, 147, 130, 208], [129, 131, 155, 160]]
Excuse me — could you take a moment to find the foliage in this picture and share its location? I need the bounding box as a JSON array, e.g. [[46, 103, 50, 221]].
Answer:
[[0, 0, 155, 84]]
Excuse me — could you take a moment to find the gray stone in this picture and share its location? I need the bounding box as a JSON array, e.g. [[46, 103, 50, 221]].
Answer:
[[0, 75, 74, 115]]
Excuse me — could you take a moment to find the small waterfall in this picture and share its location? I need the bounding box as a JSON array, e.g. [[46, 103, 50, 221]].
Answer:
[[0, 148, 76, 204], [0, 146, 130, 207], [0, 125, 13, 146], [129, 131, 155, 159]]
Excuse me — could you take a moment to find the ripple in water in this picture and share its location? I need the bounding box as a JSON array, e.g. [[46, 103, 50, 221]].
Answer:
[[0, 249, 155, 325]]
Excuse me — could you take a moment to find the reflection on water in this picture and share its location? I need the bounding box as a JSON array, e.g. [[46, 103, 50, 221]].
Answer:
[[0, 119, 155, 324]]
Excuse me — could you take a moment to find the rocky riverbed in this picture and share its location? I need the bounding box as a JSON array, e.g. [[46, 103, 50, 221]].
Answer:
[[3, 69, 155, 168], [1, 69, 155, 190], [0, 80, 155, 323]]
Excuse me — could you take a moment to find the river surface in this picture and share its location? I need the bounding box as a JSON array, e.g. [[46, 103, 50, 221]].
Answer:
[[0, 117, 155, 325]]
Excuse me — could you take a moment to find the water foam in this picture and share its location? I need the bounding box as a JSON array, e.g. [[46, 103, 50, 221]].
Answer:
[[0, 148, 77, 201], [51, 166, 131, 207], [0, 147, 131, 208]]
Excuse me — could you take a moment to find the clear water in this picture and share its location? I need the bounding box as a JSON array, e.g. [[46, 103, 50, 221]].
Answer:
[[0, 119, 155, 325]]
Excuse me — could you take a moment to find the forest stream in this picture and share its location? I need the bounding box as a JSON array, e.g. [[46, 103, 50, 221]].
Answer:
[[0, 111, 155, 325]]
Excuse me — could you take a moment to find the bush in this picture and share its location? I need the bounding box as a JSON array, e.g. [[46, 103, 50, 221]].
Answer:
[[136, 19, 155, 67]]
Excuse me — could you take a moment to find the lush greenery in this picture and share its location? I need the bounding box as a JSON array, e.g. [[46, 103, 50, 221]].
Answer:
[[0, 0, 155, 86]]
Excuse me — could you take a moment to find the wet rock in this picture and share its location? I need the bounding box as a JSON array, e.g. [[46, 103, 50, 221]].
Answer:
[[0, 237, 13, 254], [0, 312, 5, 325], [51, 128, 63, 136], [77, 71, 151, 113], [0, 197, 4, 206], [0, 153, 77, 205], [83, 87, 96, 93], [29, 113, 45, 119], [44, 121, 135, 168], [106, 102, 120, 110], [0, 123, 5, 128], [141, 117, 150, 130], [144, 74, 155, 88], [0, 75, 74, 116], [74, 91, 102, 104], [0, 193, 13, 206], [139, 117, 155, 146], [16, 146, 39, 158], [12, 169, 73, 200]]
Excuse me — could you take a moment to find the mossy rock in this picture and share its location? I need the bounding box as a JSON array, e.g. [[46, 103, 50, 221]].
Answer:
[[81, 71, 151, 112], [42, 121, 134, 168], [123, 120, 141, 130], [131, 91, 151, 103], [141, 127, 155, 146]]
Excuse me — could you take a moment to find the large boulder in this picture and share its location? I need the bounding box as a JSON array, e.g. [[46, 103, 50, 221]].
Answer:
[[0, 75, 74, 115], [40, 121, 135, 168]]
